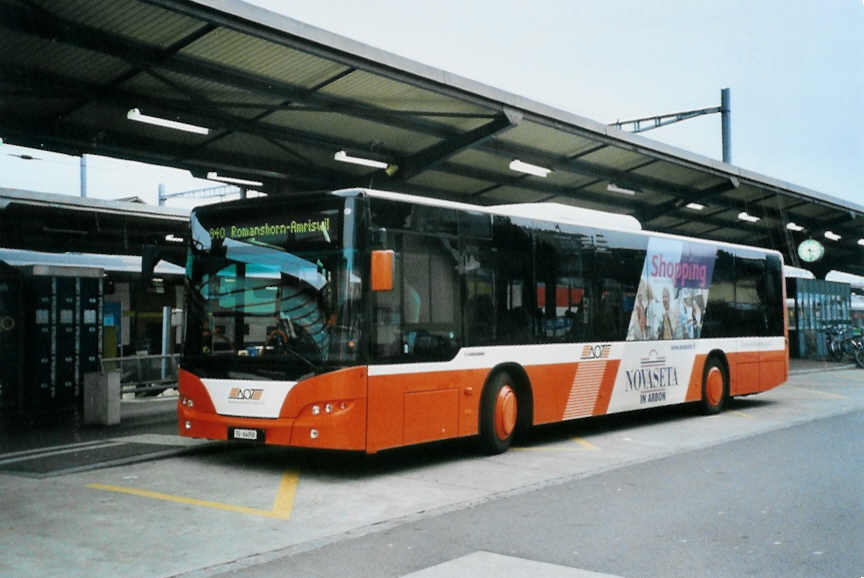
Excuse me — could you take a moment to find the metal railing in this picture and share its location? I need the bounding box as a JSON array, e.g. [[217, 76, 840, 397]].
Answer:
[[100, 353, 180, 395]]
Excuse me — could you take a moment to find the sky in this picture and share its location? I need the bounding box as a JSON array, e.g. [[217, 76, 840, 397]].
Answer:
[[1, 0, 862, 211]]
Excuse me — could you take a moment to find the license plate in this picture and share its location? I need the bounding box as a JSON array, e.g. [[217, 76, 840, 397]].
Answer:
[[232, 428, 259, 441]]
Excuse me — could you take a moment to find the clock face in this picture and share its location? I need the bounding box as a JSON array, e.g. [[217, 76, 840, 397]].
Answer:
[[798, 239, 824, 263]]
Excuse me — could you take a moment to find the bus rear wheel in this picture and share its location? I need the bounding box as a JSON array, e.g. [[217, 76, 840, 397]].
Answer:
[[700, 357, 728, 415], [479, 370, 519, 454]]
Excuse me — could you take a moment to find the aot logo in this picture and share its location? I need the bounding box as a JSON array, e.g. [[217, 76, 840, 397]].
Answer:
[[580, 344, 611, 360], [228, 387, 263, 401]]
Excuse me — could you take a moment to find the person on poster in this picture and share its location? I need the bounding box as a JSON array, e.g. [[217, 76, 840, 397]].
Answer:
[[692, 293, 705, 337], [645, 284, 663, 340], [678, 291, 694, 339], [627, 289, 648, 340], [636, 290, 647, 340], [661, 287, 676, 340]]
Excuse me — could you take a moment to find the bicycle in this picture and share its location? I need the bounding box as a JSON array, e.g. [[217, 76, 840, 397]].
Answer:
[[826, 325, 864, 368], [850, 332, 864, 369]]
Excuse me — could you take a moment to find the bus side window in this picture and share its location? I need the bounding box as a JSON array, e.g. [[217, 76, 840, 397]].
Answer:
[[377, 233, 462, 362], [735, 251, 766, 337], [701, 249, 735, 338], [591, 230, 645, 341], [763, 255, 784, 336], [463, 244, 496, 346], [535, 231, 589, 343], [492, 218, 533, 345], [373, 248, 403, 360]]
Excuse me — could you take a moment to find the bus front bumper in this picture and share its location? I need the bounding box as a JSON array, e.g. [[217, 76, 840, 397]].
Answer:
[[178, 402, 367, 450], [177, 367, 368, 451]]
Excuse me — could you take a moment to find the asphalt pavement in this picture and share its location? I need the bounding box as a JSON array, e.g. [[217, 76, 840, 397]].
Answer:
[[229, 409, 863, 577], [0, 362, 862, 577]]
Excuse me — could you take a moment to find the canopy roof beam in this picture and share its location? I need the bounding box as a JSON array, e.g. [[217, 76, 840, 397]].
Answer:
[[0, 2, 480, 141], [636, 178, 740, 224], [0, 117, 349, 190], [0, 65, 402, 167], [57, 22, 220, 123], [395, 109, 522, 180]]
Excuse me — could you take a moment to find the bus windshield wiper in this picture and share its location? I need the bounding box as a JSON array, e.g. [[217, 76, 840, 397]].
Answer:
[[276, 341, 321, 373]]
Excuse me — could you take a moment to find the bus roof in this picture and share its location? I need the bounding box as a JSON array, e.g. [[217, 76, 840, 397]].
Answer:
[[359, 189, 642, 229], [492, 202, 641, 231], [351, 188, 784, 259]]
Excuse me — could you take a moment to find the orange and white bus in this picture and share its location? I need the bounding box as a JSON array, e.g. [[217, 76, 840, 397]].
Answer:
[[178, 188, 788, 454]]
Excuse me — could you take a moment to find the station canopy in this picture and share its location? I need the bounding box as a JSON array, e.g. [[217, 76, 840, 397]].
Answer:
[[0, 188, 187, 255], [0, 0, 861, 275]]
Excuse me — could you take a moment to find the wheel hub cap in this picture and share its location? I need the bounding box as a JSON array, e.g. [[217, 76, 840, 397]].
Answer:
[[706, 367, 723, 406], [495, 385, 517, 440]]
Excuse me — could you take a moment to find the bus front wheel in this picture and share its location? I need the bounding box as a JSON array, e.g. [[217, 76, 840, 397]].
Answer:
[[700, 357, 728, 415], [479, 370, 519, 454]]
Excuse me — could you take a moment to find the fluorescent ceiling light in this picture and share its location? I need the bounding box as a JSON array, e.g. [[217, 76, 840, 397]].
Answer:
[[685, 202, 705, 211], [206, 171, 263, 187], [737, 211, 760, 223], [606, 183, 637, 196], [127, 108, 209, 135], [824, 231, 842, 241], [509, 159, 551, 178], [334, 150, 388, 169], [858, 239, 864, 247], [786, 222, 805, 232]]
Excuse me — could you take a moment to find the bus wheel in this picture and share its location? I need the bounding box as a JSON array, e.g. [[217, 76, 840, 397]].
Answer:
[[479, 371, 518, 454], [701, 358, 728, 415]]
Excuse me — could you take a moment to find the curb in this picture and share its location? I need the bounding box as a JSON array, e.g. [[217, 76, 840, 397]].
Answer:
[[789, 363, 857, 376], [120, 398, 178, 427]]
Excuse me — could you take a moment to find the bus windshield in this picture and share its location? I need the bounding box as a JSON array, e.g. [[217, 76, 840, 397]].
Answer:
[[183, 197, 362, 379]]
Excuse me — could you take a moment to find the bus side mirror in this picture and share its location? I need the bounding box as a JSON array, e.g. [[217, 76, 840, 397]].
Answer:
[[371, 250, 394, 291]]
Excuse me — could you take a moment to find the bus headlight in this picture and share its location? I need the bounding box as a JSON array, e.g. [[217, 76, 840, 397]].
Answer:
[[306, 400, 352, 417]]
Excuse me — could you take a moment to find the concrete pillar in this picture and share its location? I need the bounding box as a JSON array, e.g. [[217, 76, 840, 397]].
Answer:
[[83, 371, 121, 425]]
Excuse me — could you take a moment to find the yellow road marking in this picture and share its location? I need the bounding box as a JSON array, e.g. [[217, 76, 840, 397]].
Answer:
[[272, 470, 299, 517], [514, 437, 600, 452], [573, 437, 599, 451], [86, 469, 299, 520], [730, 410, 752, 418], [784, 385, 847, 400]]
